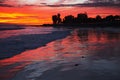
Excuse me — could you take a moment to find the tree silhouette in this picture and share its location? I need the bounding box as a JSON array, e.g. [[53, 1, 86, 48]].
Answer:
[[114, 15, 120, 20], [51, 13, 120, 26], [52, 15, 58, 24], [105, 15, 114, 21], [57, 13, 61, 24], [63, 15, 75, 24], [52, 13, 62, 24], [76, 13, 88, 23], [96, 15, 102, 22]]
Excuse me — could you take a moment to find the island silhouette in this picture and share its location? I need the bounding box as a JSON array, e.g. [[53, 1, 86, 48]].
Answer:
[[43, 13, 120, 27]]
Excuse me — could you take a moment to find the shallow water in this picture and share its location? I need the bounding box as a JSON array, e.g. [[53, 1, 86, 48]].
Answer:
[[0, 26, 70, 59], [0, 27, 66, 38], [0, 27, 120, 80]]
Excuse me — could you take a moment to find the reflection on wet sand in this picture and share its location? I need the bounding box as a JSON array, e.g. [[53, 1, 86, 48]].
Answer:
[[0, 28, 120, 80]]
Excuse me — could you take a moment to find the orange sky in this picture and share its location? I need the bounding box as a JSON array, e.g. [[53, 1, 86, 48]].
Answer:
[[0, 6, 120, 25]]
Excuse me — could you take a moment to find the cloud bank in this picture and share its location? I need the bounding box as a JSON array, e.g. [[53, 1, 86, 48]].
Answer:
[[0, 0, 120, 7]]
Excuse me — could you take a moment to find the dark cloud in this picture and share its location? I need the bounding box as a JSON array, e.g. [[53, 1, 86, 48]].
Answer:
[[46, 2, 120, 7], [0, 0, 120, 7], [40, 3, 47, 5], [76, 2, 120, 7], [84, 0, 120, 7], [0, 3, 14, 7], [88, 0, 120, 3], [0, 0, 4, 3], [36, 0, 120, 7], [0, 0, 14, 7]]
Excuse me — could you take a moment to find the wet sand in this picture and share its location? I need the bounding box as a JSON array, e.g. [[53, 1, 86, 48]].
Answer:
[[11, 41, 120, 80]]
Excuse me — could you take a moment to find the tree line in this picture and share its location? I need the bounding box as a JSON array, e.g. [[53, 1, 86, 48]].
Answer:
[[52, 13, 120, 25]]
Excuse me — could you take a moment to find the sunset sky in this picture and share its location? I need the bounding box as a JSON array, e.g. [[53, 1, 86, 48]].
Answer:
[[0, 0, 120, 25]]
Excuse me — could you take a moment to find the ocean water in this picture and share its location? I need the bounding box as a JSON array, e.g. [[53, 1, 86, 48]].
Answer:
[[0, 26, 120, 80]]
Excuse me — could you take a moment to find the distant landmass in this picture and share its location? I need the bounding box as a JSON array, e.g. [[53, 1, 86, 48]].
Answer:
[[42, 13, 120, 28], [0, 23, 25, 31]]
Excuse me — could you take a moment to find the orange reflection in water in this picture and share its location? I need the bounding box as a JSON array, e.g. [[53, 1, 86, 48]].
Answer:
[[0, 28, 120, 80], [0, 29, 120, 65]]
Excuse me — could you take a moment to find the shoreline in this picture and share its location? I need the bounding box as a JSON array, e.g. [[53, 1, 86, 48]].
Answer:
[[1, 20, 120, 28], [0, 29, 71, 60], [42, 22, 120, 28]]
